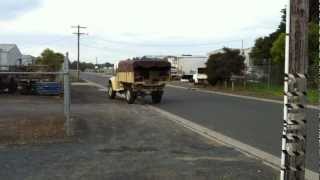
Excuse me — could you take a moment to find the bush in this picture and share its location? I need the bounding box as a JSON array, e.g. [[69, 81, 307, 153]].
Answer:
[[206, 48, 245, 85]]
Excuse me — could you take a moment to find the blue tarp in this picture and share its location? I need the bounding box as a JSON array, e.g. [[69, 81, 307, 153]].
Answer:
[[34, 82, 62, 95]]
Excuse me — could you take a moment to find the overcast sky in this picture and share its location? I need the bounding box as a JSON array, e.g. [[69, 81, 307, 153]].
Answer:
[[0, 0, 287, 63]]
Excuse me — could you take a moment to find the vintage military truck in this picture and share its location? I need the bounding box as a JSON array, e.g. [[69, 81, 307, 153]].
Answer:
[[108, 59, 171, 104]]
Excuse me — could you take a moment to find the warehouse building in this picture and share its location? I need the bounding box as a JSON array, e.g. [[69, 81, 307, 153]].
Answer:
[[0, 44, 22, 69]]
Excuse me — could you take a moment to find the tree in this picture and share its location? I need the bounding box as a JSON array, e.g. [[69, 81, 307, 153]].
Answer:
[[104, 62, 113, 68], [250, 37, 275, 65], [251, 3, 318, 65], [270, 22, 319, 87], [309, 0, 319, 22], [271, 23, 319, 65], [206, 48, 245, 85], [250, 8, 286, 65], [36, 49, 64, 71], [270, 33, 286, 65], [308, 22, 319, 65]]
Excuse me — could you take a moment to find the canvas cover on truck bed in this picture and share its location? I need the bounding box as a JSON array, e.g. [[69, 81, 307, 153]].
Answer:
[[118, 60, 171, 72]]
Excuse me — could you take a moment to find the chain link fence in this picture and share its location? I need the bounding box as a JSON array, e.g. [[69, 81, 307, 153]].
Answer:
[[245, 64, 318, 89]]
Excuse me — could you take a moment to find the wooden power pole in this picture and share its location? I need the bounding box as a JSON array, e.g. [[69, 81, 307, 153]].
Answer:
[[318, 0, 320, 173], [280, 0, 309, 180], [72, 25, 87, 81]]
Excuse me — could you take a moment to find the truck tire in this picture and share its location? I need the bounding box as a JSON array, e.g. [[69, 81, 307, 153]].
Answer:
[[8, 79, 18, 94], [151, 91, 163, 104], [108, 84, 116, 99], [125, 88, 136, 104]]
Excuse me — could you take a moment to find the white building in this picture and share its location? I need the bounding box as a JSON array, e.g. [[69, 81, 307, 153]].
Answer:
[[21, 55, 35, 65], [0, 44, 22, 68], [167, 55, 208, 75], [140, 54, 208, 76], [177, 55, 208, 75]]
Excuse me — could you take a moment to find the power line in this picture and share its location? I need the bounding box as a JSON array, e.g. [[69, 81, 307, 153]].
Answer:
[[82, 38, 249, 56], [72, 25, 88, 80], [88, 35, 251, 48]]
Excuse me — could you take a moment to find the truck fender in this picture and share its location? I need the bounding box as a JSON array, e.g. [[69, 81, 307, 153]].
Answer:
[[108, 77, 115, 88], [109, 76, 120, 91]]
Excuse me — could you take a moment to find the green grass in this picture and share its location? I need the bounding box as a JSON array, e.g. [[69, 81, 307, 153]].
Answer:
[[232, 82, 319, 105], [307, 89, 319, 104], [242, 84, 319, 104]]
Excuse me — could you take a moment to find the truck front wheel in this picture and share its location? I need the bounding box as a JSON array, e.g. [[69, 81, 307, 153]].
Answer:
[[151, 91, 163, 104], [125, 88, 136, 104], [108, 84, 116, 99]]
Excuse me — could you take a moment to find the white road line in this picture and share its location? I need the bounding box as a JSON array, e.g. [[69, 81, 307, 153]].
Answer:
[[82, 78, 318, 180], [167, 84, 318, 110]]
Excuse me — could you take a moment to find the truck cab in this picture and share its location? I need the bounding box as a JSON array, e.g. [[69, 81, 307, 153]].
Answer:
[[193, 67, 208, 85]]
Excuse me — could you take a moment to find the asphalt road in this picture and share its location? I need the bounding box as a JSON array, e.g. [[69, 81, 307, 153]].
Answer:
[[80, 72, 318, 172]]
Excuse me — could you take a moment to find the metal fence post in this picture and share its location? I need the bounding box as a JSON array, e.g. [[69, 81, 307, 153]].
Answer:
[[64, 52, 72, 136]]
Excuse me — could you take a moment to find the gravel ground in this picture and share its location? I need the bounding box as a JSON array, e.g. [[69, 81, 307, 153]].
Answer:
[[0, 84, 278, 180], [0, 94, 65, 144]]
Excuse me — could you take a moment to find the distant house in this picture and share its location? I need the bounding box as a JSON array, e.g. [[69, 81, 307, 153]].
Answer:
[[21, 55, 36, 65], [0, 44, 22, 68]]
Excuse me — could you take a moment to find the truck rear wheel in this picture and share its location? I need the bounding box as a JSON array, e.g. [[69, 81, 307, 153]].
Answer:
[[151, 91, 163, 104], [108, 84, 116, 99], [125, 88, 136, 104]]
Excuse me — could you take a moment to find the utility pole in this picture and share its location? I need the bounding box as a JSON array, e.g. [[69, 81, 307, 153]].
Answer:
[[280, 0, 309, 180], [72, 25, 87, 81], [318, 0, 320, 172]]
